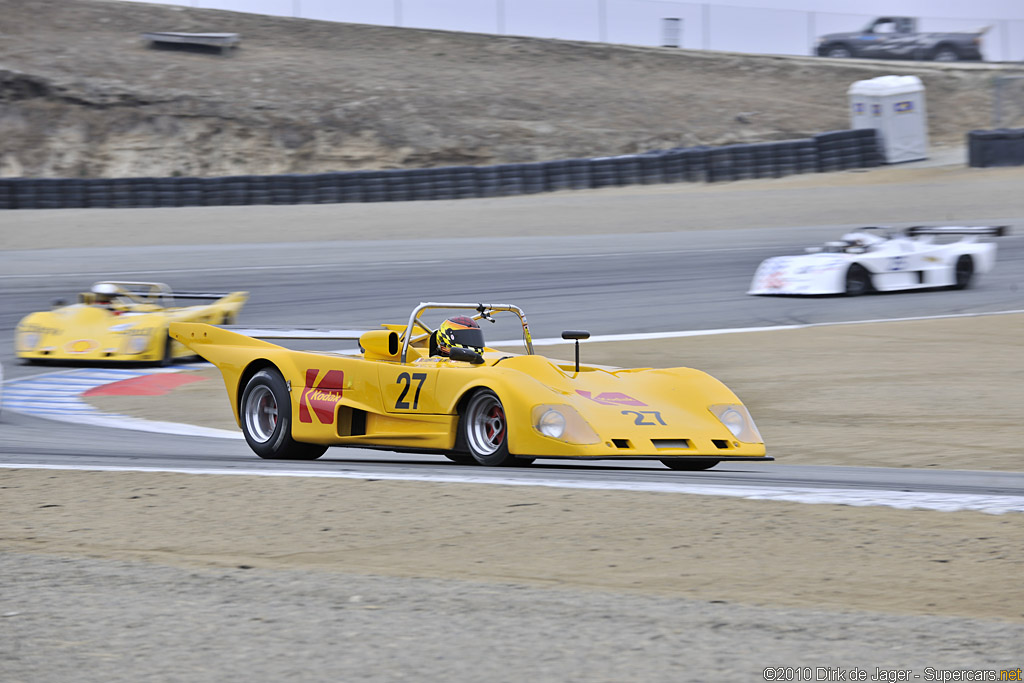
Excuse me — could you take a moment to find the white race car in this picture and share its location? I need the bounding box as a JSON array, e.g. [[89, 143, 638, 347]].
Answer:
[[748, 226, 1008, 296]]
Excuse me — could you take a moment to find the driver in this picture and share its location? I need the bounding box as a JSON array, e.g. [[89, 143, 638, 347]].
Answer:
[[90, 283, 120, 309], [436, 316, 485, 357]]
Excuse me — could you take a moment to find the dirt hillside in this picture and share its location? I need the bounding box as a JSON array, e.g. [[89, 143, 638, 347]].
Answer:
[[0, 0, 1016, 178]]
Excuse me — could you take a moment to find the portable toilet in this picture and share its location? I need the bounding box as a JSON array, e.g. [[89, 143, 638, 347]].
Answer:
[[848, 75, 928, 163]]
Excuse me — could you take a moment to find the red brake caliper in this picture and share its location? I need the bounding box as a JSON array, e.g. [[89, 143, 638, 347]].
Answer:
[[486, 406, 505, 445]]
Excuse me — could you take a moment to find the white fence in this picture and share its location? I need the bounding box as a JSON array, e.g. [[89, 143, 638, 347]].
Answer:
[[126, 0, 1024, 62]]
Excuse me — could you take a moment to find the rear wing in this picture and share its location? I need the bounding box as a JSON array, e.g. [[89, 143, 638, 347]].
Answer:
[[905, 226, 1009, 237]]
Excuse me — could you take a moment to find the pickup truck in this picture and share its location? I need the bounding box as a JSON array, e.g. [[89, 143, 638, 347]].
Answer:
[[815, 17, 985, 62]]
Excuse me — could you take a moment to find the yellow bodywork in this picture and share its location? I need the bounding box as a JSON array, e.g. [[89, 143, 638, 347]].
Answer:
[[16, 282, 247, 364], [170, 319, 767, 462]]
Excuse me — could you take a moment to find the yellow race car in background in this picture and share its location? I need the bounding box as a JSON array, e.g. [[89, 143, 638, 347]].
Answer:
[[171, 302, 769, 470], [16, 281, 248, 365]]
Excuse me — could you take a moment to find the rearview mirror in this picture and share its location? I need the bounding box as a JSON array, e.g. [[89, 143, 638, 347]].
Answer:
[[561, 330, 590, 372]]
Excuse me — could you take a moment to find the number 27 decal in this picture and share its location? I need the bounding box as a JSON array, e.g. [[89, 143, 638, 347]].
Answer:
[[395, 372, 427, 409], [621, 410, 666, 426]]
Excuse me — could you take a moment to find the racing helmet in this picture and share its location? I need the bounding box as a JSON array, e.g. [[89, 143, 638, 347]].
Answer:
[[91, 282, 118, 303], [436, 316, 484, 356]]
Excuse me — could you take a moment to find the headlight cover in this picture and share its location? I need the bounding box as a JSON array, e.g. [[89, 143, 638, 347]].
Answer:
[[709, 404, 762, 444], [18, 331, 40, 351], [126, 334, 151, 354], [531, 404, 600, 445]]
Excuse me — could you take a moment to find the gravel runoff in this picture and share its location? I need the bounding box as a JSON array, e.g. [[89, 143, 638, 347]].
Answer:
[[3, 552, 1023, 683]]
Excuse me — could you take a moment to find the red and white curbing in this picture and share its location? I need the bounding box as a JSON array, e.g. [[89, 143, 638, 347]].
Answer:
[[2, 366, 241, 439]]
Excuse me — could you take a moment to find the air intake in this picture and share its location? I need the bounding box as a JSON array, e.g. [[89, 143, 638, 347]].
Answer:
[[652, 439, 692, 450]]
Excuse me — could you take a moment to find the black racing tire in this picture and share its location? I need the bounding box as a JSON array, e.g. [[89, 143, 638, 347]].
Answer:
[[661, 459, 720, 471], [158, 335, 175, 367], [240, 368, 328, 460], [443, 452, 477, 465], [953, 255, 974, 290], [844, 264, 872, 296], [824, 44, 853, 59], [931, 45, 960, 62], [460, 389, 516, 466]]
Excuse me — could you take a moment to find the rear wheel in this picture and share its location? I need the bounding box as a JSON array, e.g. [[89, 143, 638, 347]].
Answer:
[[824, 44, 853, 58], [461, 389, 517, 466], [952, 255, 974, 290], [932, 45, 960, 62], [241, 368, 327, 460], [844, 264, 872, 296], [661, 459, 719, 471]]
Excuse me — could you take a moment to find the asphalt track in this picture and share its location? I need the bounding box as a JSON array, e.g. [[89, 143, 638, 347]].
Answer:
[[2, 215, 1023, 499]]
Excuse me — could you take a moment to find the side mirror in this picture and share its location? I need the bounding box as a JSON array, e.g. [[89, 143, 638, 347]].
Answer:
[[561, 330, 590, 373], [449, 347, 484, 365]]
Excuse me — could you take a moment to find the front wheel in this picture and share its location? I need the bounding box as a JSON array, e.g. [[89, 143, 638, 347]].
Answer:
[[461, 389, 517, 466], [240, 368, 328, 460], [159, 335, 175, 367], [844, 264, 872, 296], [661, 459, 719, 471], [952, 255, 974, 290]]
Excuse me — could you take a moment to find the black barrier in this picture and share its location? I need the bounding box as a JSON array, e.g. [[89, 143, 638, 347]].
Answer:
[[0, 129, 884, 209], [969, 128, 1024, 167]]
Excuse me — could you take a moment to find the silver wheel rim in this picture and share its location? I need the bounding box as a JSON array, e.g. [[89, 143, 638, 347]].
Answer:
[[466, 394, 506, 456], [245, 385, 278, 443]]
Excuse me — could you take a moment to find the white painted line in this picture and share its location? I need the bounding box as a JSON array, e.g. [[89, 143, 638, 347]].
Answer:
[[493, 308, 1024, 347], [1, 463, 1020, 515]]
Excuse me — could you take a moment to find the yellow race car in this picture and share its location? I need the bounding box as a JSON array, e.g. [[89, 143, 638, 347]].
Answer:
[[170, 302, 769, 469], [16, 281, 248, 365]]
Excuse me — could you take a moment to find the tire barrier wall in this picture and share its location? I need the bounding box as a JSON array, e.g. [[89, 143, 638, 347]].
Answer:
[[968, 128, 1024, 168], [0, 129, 882, 210]]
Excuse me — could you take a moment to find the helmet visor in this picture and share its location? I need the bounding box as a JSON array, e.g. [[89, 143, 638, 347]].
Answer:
[[447, 326, 485, 350]]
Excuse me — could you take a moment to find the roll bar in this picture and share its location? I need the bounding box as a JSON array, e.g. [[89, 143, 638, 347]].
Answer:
[[400, 302, 535, 363], [90, 281, 238, 305]]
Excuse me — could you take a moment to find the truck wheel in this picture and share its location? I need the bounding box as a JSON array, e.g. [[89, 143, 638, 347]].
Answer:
[[241, 368, 328, 460], [824, 44, 853, 58], [932, 45, 960, 61]]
